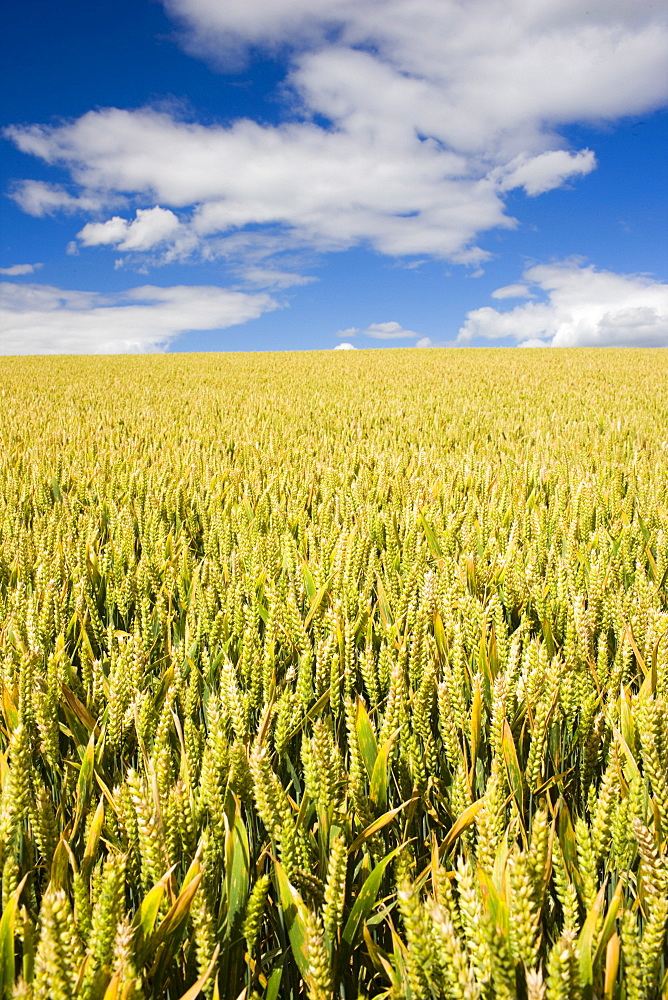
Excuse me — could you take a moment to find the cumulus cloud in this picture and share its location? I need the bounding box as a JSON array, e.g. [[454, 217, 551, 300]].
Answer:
[[0, 281, 277, 354], [458, 261, 668, 347], [7, 108, 508, 263], [77, 207, 183, 251], [6, 1, 667, 269], [162, 0, 668, 149], [163, 0, 668, 139], [0, 263, 42, 276], [333, 341, 357, 350]]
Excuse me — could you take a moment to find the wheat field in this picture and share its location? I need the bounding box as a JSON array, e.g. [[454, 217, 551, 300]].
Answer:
[[0, 349, 667, 1000]]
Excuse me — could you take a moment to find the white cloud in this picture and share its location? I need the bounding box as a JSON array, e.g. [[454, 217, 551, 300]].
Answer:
[[0, 263, 42, 276], [0, 281, 277, 354], [416, 337, 434, 348], [162, 0, 668, 149], [77, 216, 131, 246], [241, 268, 315, 289], [164, 0, 668, 125], [77, 207, 183, 251], [333, 341, 357, 350], [498, 149, 596, 196], [9, 180, 106, 217], [7, 108, 508, 263], [364, 321, 419, 340], [458, 261, 668, 347], [336, 321, 420, 340], [5, 1, 668, 267], [491, 283, 534, 299]]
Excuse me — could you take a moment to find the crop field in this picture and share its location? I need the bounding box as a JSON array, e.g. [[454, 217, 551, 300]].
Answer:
[[0, 349, 667, 1000]]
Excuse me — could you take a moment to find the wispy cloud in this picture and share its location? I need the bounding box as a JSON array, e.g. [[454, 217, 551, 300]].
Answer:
[[496, 149, 596, 197], [364, 321, 420, 340], [491, 283, 535, 300], [335, 321, 420, 341], [0, 281, 277, 354], [240, 268, 315, 289], [458, 261, 668, 347], [9, 180, 108, 216], [0, 263, 42, 276]]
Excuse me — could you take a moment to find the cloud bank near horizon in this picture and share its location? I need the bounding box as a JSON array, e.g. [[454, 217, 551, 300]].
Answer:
[[2, 261, 666, 353], [0, 282, 277, 354], [458, 261, 668, 347]]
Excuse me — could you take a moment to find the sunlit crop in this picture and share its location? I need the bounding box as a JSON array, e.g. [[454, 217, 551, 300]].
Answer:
[[0, 349, 667, 999]]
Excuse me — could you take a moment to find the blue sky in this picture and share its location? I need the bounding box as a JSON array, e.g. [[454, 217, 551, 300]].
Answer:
[[1, 0, 667, 353]]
